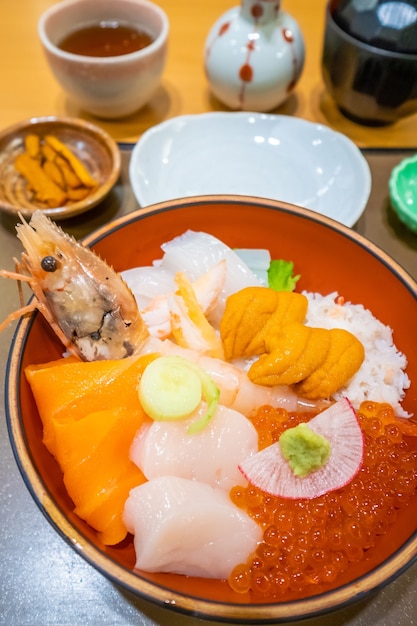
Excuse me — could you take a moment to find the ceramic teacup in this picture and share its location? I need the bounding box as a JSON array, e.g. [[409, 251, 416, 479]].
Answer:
[[38, 0, 169, 119]]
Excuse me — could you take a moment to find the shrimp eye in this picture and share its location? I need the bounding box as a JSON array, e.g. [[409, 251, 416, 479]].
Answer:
[[41, 256, 59, 272]]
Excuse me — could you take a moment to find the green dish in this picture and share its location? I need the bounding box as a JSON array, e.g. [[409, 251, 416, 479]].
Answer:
[[389, 154, 417, 233]]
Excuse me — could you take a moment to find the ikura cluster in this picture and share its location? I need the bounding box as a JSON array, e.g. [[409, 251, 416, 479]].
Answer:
[[228, 401, 417, 597]]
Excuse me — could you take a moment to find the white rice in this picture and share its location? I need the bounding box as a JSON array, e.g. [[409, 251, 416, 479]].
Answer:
[[303, 292, 411, 417]]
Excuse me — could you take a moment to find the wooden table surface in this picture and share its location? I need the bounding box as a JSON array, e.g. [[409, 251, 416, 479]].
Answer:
[[0, 0, 416, 147]]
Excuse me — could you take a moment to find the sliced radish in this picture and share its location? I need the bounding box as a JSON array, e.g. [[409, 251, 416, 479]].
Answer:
[[238, 398, 363, 499]]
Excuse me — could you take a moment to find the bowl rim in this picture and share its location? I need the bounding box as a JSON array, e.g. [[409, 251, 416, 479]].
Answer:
[[0, 114, 122, 218], [38, 0, 170, 64], [5, 195, 417, 623], [325, 1, 417, 60]]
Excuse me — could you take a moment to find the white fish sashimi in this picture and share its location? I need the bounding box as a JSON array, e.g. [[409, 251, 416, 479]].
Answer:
[[192, 259, 227, 316], [130, 404, 258, 490], [123, 476, 262, 579]]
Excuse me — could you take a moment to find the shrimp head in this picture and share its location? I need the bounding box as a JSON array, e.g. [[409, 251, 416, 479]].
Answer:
[[5, 211, 149, 360]]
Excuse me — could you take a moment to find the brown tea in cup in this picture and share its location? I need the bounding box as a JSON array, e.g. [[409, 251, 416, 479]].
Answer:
[[58, 21, 153, 57]]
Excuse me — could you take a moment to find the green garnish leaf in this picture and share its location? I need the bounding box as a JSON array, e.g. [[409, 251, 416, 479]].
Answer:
[[268, 259, 300, 292]]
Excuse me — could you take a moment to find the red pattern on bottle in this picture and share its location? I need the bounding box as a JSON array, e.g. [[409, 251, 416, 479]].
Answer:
[[219, 22, 230, 36], [283, 28, 294, 42], [205, 3, 302, 109], [239, 64, 254, 82], [282, 28, 297, 93]]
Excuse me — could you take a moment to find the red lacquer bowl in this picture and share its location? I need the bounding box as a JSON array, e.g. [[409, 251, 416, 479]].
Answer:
[[5, 196, 417, 623]]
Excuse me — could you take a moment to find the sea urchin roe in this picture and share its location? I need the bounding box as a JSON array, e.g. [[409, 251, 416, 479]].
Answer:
[[279, 423, 331, 477], [15, 134, 98, 209], [228, 402, 417, 598]]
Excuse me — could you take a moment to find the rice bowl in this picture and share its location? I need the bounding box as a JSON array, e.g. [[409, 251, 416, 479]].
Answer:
[[4, 195, 417, 623]]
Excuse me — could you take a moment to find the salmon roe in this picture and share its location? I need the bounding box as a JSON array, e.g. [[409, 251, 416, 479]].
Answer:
[[228, 402, 417, 598]]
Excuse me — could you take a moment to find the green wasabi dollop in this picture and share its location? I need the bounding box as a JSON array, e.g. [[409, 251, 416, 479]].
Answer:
[[279, 423, 331, 477]]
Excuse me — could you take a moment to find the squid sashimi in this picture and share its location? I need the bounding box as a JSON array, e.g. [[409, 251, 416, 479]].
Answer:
[[130, 404, 258, 490], [122, 231, 262, 331], [123, 476, 262, 579], [160, 230, 260, 292]]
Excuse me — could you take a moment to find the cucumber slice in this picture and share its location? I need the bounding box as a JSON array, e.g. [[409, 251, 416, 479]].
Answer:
[[138, 355, 220, 434]]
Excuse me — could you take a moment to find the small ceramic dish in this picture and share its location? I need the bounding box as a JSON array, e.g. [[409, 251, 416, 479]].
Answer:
[[0, 116, 121, 219], [389, 154, 417, 233], [129, 112, 372, 227]]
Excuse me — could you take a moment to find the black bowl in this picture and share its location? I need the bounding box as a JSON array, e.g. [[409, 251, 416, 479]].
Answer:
[[322, 0, 417, 125]]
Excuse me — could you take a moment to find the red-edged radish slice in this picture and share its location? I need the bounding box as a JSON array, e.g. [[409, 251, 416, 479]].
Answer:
[[238, 398, 363, 499]]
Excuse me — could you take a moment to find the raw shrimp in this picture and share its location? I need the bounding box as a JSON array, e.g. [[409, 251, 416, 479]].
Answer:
[[123, 260, 227, 340], [0, 214, 324, 412], [0, 211, 149, 361]]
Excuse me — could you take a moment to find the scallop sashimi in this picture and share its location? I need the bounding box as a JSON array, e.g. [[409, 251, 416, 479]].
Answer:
[[123, 476, 262, 579], [239, 398, 364, 499], [130, 404, 258, 490]]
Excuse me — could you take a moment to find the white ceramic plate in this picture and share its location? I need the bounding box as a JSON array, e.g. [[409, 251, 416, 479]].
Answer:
[[129, 112, 371, 227]]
